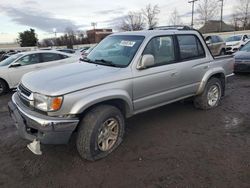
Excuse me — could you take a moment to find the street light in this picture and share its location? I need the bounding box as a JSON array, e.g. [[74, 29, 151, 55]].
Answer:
[[188, 0, 199, 28], [53, 28, 57, 38]]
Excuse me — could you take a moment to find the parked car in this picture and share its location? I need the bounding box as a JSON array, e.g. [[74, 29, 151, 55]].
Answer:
[[81, 45, 96, 59], [57, 49, 75, 54], [226, 34, 249, 53], [0, 51, 19, 62], [9, 27, 234, 161], [234, 40, 250, 73], [204, 35, 226, 56], [0, 50, 78, 95]]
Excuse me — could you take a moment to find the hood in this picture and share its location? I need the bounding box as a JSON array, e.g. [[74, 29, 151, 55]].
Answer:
[[21, 62, 127, 96], [226, 41, 241, 46], [234, 51, 250, 60]]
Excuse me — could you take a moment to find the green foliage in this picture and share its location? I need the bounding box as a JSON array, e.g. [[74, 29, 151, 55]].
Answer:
[[18, 28, 38, 47]]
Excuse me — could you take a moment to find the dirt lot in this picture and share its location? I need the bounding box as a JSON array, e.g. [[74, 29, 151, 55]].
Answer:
[[0, 75, 250, 188]]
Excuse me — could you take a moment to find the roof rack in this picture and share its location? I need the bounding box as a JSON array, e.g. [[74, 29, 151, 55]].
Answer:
[[149, 25, 193, 31]]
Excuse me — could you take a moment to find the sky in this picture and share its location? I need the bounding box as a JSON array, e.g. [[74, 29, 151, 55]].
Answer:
[[0, 0, 238, 43]]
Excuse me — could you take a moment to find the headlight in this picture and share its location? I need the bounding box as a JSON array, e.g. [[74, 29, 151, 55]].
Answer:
[[33, 93, 63, 112]]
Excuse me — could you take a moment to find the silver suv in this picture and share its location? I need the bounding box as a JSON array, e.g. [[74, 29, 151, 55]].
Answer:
[[9, 27, 234, 161]]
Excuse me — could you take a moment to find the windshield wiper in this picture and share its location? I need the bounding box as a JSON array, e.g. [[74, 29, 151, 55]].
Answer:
[[94, 59, 119, 67], [79, 57, 95, 64]]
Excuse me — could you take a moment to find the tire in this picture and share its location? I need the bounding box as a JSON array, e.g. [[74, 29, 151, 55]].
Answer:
[[0, 79, 8, 96], [76, 105, 125, 161], [194, 78, 222, 110], [220, 49, 226, 56]]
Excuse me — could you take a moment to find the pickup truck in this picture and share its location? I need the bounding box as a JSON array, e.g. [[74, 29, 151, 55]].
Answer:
[[8, 27, 234, 161]]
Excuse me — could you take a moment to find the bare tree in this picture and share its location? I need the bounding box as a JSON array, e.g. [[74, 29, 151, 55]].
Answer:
[[142, 4, 160, 29], [196, 0, 219, 23], [169, 9, 182, 25], [235, 0, 250, 30], [120, 11, 145, 31]]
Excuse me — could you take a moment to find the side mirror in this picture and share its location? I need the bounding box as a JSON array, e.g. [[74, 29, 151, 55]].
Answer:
[[206, 40, 211, 45], [9, 62, 21, 68], [137, 54, 155, 70]]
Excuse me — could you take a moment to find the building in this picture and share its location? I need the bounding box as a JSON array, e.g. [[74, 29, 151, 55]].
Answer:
[[199, 20, 235, 34], [86, 29, 113, 43]]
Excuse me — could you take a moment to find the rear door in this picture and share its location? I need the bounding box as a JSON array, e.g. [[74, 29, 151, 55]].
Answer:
[[40, 52, 70, 68], [173, 34, 210, 96]]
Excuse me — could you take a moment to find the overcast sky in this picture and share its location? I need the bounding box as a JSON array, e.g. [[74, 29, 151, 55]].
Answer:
[[0, 0, 237, 43]]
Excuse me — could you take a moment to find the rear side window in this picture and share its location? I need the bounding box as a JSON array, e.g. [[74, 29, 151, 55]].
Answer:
[[143, 36, 175, 66], [41, 53, 63, 62], [177, 35, 205, 60]]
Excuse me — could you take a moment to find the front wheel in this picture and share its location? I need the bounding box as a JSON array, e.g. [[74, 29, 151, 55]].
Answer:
[[194, 78, 222, 110], [76, 105, 125, 161], [0, 79, 8, 96]]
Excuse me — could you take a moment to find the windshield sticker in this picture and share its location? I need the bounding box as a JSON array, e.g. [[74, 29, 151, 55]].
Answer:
[[119, 40, 136, 47]]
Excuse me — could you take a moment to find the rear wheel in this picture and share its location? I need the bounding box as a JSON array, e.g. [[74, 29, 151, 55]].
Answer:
[[76, 105, 125, 161], [194, 78, 222, 110], [0, 79, 8, 95]]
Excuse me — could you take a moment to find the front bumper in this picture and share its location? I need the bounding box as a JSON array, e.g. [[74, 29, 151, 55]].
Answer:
[[8, 93, 79, 144]]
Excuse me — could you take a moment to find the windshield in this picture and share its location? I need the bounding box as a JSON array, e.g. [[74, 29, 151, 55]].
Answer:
[[0, 53, 23, 66], [86, 35, 145, 67], [226, 35, 242, 42], [239, 41, 250, 52]]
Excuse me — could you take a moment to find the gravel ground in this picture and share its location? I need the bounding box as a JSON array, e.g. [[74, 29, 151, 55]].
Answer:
[[0, 74, 250, 188]]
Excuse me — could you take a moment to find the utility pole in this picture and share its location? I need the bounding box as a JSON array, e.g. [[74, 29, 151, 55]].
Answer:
[[188, 0, 198, 28], [219, 0, 224, 32]]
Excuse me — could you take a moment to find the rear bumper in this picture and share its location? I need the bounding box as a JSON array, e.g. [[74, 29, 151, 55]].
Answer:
[[8, 93, 79, 144], [234, 63, 250, 73]]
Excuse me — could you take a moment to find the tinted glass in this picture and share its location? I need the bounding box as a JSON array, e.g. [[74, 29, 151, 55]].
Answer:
[[143, 36, 175, 66], [226, 36, 242, 42], [239, 41, 250, 52], [17, 54, 40, 66], [177, 35, 205, 60], [42, 53, 62, 62]]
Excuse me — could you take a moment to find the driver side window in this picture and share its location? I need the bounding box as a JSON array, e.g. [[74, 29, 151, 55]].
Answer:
[[143, 36, 175, 66], [17, 54, 40, 66]]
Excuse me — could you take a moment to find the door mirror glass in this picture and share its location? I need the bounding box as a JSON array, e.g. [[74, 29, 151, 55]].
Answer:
[[137, 54, 155, 70]]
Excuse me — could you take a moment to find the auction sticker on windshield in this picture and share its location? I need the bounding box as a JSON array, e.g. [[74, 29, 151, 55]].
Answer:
[[119, 40, 136, 47]]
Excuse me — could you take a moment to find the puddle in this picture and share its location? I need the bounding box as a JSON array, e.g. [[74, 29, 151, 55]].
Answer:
[[223, 116, 244, 130], [222, 115, 250, 134]]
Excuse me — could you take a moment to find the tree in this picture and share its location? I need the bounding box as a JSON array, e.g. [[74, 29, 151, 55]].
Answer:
[[169, 9, 182, 25], [196, 0, 219, 24], [236, 0, 250, 30], [17, 28, 38, 47], [142, 4, 160, 29], [119, 11, 145, 31]]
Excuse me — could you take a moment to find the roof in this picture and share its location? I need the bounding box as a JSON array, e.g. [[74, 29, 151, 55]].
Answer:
[[111, 29, 200, 38], [199, 20, 235, 34]]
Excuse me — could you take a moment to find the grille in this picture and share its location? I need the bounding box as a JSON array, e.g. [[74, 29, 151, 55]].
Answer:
[[18, 84, 32, 98]]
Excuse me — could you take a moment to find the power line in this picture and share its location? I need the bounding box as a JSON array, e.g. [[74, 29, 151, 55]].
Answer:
[[188, 0, 199, 28]]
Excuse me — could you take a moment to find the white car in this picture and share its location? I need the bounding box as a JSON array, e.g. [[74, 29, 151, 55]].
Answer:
[[0, 50, 78, 95], [225, 34, 249, 53]]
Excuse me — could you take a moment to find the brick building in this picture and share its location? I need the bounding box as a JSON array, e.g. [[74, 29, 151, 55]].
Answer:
[[86, 29, 113, 43]]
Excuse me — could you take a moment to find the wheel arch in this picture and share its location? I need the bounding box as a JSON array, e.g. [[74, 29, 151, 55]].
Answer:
[[197, 70, 226, 96]]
